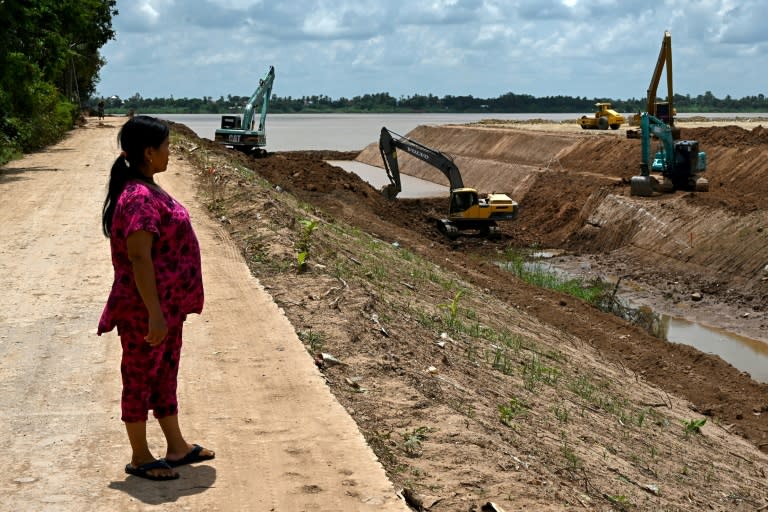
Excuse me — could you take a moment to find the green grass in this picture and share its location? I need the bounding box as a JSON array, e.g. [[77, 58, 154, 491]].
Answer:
[[501, 249, 610, 304], [500, 248, 670, 340]]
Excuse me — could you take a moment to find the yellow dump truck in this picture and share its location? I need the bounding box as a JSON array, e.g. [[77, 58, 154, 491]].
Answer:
[[578, 103, 625, 130]]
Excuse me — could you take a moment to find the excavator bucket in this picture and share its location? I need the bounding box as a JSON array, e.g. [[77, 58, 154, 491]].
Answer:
[[695, 177, 709, 192], [381, 184, 399, 200], [630, 175, 656, 197]]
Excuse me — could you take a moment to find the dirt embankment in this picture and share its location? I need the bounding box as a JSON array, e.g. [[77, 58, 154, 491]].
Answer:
[[171, 118, 768, 511]]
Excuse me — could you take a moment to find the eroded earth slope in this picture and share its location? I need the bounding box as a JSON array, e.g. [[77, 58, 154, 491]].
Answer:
[[173, 119, 768, 511]]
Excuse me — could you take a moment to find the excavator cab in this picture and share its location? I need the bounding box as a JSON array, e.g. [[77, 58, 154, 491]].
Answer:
[[449, 189, 479, 214]]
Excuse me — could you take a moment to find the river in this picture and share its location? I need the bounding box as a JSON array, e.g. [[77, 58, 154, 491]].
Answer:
[[158, 113, 577, 151], [158, 112, 763, 152]]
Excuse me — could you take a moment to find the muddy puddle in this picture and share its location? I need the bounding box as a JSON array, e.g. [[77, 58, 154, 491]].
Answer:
[[662, 316, 768, 382], [525, 254, 768, 383]]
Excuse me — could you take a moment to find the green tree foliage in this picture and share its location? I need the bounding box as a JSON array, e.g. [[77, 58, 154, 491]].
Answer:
[[0, 0, 117, 163]]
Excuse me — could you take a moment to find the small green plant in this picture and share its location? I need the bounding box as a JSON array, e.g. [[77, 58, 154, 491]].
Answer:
[[402, 426, 431, 457], [634, 408, 648, 428], [491, 347, 514, 375], [498, 398, 529, 427], [523, 354, 560, 391], [682, 417, 707, 436], [553, 402, 570, 424], [298, 328, 325, 353], [606, 495, 632, 508], [439, 290, 463, 329], [647, 407, 670, 428], [560, 435, 582, 470], [296, 251, 309, 272], [465, 342, 480, 364], [295, 218, 318, 272]]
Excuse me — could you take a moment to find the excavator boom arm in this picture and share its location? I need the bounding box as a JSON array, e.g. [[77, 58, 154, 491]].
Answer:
[[242, 65, 275, 132], [379, 127, 464, 197], [645, 31, 673, 125]]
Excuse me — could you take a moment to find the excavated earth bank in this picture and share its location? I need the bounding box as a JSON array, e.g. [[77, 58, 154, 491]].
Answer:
[[357, 123, 768, 339], [173, 119, 768, 511]]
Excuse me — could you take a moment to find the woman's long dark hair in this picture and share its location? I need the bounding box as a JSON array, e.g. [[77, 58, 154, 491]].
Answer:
[[101, 115, 169, 237]]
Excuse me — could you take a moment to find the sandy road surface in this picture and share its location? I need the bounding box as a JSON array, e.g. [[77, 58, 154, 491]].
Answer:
[[0, 119, 406, 511]]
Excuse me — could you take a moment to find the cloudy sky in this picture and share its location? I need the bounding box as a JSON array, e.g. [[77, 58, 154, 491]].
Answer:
[[97, 0, 767, 102]]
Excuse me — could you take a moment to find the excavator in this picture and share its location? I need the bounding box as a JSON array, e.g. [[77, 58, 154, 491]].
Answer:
[[630, 112, 708, 196], [378, 127, 518, 239], [627, 31, 677, 139], [214, 65, 275, 156], [627, 31, 708, 196]]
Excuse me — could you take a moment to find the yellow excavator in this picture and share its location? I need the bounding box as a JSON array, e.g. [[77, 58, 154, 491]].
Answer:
[[378, 127, 518, 239], [627, 31, 677, 139]]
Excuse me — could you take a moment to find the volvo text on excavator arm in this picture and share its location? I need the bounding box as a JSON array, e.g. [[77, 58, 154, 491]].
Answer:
[[379, 126, 464, 199], [378, 127, 518, 239], [214, 65, 275, 156]]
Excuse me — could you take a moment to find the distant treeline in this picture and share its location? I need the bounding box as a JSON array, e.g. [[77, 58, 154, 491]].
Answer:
[[98, 90, 768, 115]]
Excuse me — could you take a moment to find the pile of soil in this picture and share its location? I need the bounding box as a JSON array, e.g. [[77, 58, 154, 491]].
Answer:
[[172, 120, 768, 511]]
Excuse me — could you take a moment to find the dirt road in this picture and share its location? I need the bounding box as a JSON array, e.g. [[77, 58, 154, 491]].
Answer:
[[0, 119, 406, 511]]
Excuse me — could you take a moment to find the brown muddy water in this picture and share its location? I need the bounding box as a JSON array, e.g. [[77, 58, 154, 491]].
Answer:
[[522, 256, 768, 384]]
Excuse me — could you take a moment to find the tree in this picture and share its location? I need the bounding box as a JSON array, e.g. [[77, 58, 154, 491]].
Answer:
[[0, 0, 117, 161]]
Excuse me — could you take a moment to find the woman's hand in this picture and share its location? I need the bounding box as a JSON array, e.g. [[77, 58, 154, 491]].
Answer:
[[146, 311, 168, 346]]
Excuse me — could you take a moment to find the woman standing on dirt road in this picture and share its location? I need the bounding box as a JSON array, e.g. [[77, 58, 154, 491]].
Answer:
[[98, 115, 215, 481]]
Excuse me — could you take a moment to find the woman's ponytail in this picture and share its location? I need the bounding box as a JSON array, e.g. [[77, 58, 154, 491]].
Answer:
[[101, 116, 169, 237]]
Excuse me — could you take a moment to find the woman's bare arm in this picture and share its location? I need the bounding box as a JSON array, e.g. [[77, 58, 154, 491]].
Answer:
[[126, 230, 168, 346]]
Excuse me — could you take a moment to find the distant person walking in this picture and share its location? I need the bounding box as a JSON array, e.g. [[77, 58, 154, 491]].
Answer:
[[99, 115, 214, 481], [97, 100, 105, 120]]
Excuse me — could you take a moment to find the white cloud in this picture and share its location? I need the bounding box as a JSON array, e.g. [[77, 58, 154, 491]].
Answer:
[[207, 0, 262, 7], [302, 13, 342, 38], [97, 0, 768, 101], [138, 2, 161, 24]]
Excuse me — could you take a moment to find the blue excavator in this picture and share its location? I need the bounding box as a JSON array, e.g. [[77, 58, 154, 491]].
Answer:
[[630, 112, 708, 196], [628, 31, 708, 196], [214, 65, 275, 156], [379, 127, 518, 239]]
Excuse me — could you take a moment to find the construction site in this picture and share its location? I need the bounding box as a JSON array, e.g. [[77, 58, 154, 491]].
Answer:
[[165, 112, 768, 511], [3, 108, 768, 511], [5, 23, 768, 507]]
